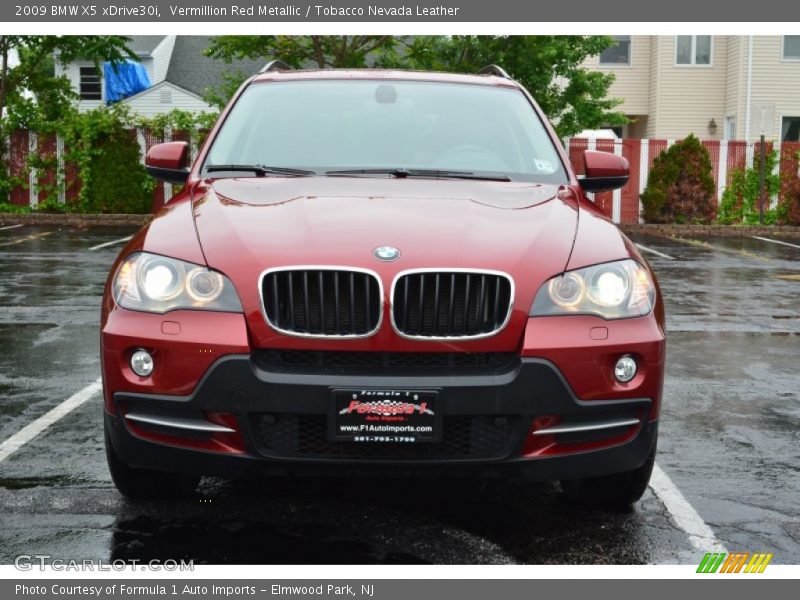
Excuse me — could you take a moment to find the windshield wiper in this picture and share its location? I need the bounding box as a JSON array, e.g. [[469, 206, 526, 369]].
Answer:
[[206, 164, 315, 177], [325, 168, 510, 182]]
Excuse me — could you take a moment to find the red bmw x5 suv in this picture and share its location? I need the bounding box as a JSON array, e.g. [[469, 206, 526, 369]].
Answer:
[[102, 64, 665, 507]]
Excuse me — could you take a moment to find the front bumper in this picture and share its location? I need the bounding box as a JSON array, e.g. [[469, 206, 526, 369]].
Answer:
[[105, 352, 658, 482]]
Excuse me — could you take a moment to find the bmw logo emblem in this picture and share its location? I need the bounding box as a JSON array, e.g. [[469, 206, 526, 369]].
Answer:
[[373, 246, 400, 262]]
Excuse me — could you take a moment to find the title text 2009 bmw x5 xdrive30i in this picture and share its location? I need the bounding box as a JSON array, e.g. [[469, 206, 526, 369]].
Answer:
[[102, 63, 665, 507]]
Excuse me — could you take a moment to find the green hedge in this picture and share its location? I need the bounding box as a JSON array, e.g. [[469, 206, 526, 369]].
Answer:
[[0, 105, 218, 213]]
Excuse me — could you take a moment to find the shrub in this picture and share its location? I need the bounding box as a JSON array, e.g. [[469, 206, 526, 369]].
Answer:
[[60, 106, 155, 214], [717, 149, 783, 225], [780, 150, 800, 226], [640, 134, 717, 223], [0, 202, 32, 214], [80, 128, 153, 214]]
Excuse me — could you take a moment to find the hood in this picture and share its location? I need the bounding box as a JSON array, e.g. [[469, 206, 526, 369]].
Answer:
[[192, 176, 578, 350]]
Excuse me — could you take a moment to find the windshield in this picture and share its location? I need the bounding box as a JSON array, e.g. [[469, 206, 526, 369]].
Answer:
[[203, 80, 568, 183]]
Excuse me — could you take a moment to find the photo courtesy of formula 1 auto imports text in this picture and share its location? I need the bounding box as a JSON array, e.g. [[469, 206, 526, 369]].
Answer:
[[0, 0, 799, 596]]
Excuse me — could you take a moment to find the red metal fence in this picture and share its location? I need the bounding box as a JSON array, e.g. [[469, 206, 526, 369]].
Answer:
[[567, 138, 800, 223], [4, 130, 800, 223]]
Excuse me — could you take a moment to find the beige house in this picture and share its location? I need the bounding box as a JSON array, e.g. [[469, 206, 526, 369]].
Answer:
[[585, 35, 800, 141]]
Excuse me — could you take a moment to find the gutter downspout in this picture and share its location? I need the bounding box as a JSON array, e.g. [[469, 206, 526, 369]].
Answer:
[[744, 35, 754, 141]]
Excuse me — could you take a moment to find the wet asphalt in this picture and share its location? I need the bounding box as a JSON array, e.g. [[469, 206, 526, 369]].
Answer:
[[0, 226, 798, 565]]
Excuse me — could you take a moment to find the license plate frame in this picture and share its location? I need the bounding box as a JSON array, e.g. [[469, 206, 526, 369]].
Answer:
[[329, 389, 441, 443]]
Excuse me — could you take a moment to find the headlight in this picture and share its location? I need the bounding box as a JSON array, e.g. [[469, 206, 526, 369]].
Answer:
[[113, 252, 242, 314], [530, 259, 654, 319]]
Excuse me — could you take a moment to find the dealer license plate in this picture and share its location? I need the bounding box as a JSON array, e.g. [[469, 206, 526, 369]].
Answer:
[[330, 389, 440, 443]]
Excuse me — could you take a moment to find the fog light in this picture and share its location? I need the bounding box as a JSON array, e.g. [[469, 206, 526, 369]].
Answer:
[[614, 355, 637, 383], [130, 349, 154, 377]]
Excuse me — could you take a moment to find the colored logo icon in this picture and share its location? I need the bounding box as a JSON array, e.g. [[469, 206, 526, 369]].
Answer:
[[697, 552, 773, 573]]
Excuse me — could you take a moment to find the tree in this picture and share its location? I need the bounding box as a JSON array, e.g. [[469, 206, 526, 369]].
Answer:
[[0, 36, 135, 128], [203, 35, 399, 108], [203, 35, 397, 108], [202, 70, 251, 110], [0, 36, 136, 202], [205, 35, 397, 69], [205, 35, 624, 139], [389, 36, 627, 138]]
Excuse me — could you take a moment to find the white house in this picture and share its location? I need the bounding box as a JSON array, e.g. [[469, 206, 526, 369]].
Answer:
[[56, 35, 264, 117]]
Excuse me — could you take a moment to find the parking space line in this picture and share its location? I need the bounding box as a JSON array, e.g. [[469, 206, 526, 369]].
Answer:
[[0, 231, 53, 248], [635, 243, 675, 260], [88, 235, 133, 251], [752, 236, 800, 250], [649, 463, 727, 553], [668, 236, 707, 247], [0, 224, 24, 231], [0, 379, 102, 464], [668, 236, 771, 262]]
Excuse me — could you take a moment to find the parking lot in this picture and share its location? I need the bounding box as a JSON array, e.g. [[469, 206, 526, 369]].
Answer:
[[0, 224, 798, 565]]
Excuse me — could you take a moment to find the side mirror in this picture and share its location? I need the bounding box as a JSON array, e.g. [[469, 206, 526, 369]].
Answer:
[[578, 150, 629, 193], [145, 142, 190, 184]]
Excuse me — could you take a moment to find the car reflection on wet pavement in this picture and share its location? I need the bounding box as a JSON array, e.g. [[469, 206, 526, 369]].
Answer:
[[0, 226, 798, 564]]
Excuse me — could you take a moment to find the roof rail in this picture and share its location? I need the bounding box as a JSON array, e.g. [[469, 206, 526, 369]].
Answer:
[[260, 60, 292, 74], [477, 65, 511, 79]]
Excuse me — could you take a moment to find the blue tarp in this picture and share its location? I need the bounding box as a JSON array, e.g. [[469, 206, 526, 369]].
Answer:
[[103, 60, 151, 103]]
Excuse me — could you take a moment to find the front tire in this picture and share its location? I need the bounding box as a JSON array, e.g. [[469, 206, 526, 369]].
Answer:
[[105, 427, 200, 500], [560, 445, 656, 508]]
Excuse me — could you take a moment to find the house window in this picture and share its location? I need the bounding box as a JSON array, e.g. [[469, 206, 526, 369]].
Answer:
[[608, 125, 625, 138], [676, 36, 712, 66], [783, 36, 800, 60], [782, 117, 800, 142], [599, 36, 631, 65], [724, 117, 736, 140], [79, 66, 102, 100]]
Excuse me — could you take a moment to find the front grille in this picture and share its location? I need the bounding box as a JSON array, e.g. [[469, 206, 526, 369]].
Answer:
[[392, 271, 513, 339], [254, 414, 519, 461], [261, 268, 382, 337], [253, 350, 519, 373]]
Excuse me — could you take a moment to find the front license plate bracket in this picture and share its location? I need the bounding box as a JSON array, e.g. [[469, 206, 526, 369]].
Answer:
[[329, 389, 441, 443]]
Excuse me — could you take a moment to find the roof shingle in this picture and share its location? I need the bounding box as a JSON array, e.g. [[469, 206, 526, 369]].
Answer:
[[128, 36, 167, 55], [164, 36, 265, 97]]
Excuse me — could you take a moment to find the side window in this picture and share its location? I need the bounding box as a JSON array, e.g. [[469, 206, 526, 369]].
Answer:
[[676, 36, 712, 66], [599, 36, 632, 66], [782, 117, 800, 142], [783, 36, 800, 60], [79, 66, 102, 100]]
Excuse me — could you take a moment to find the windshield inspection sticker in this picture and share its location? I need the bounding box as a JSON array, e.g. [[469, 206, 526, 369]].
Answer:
[[534, 159, 555, 173]]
